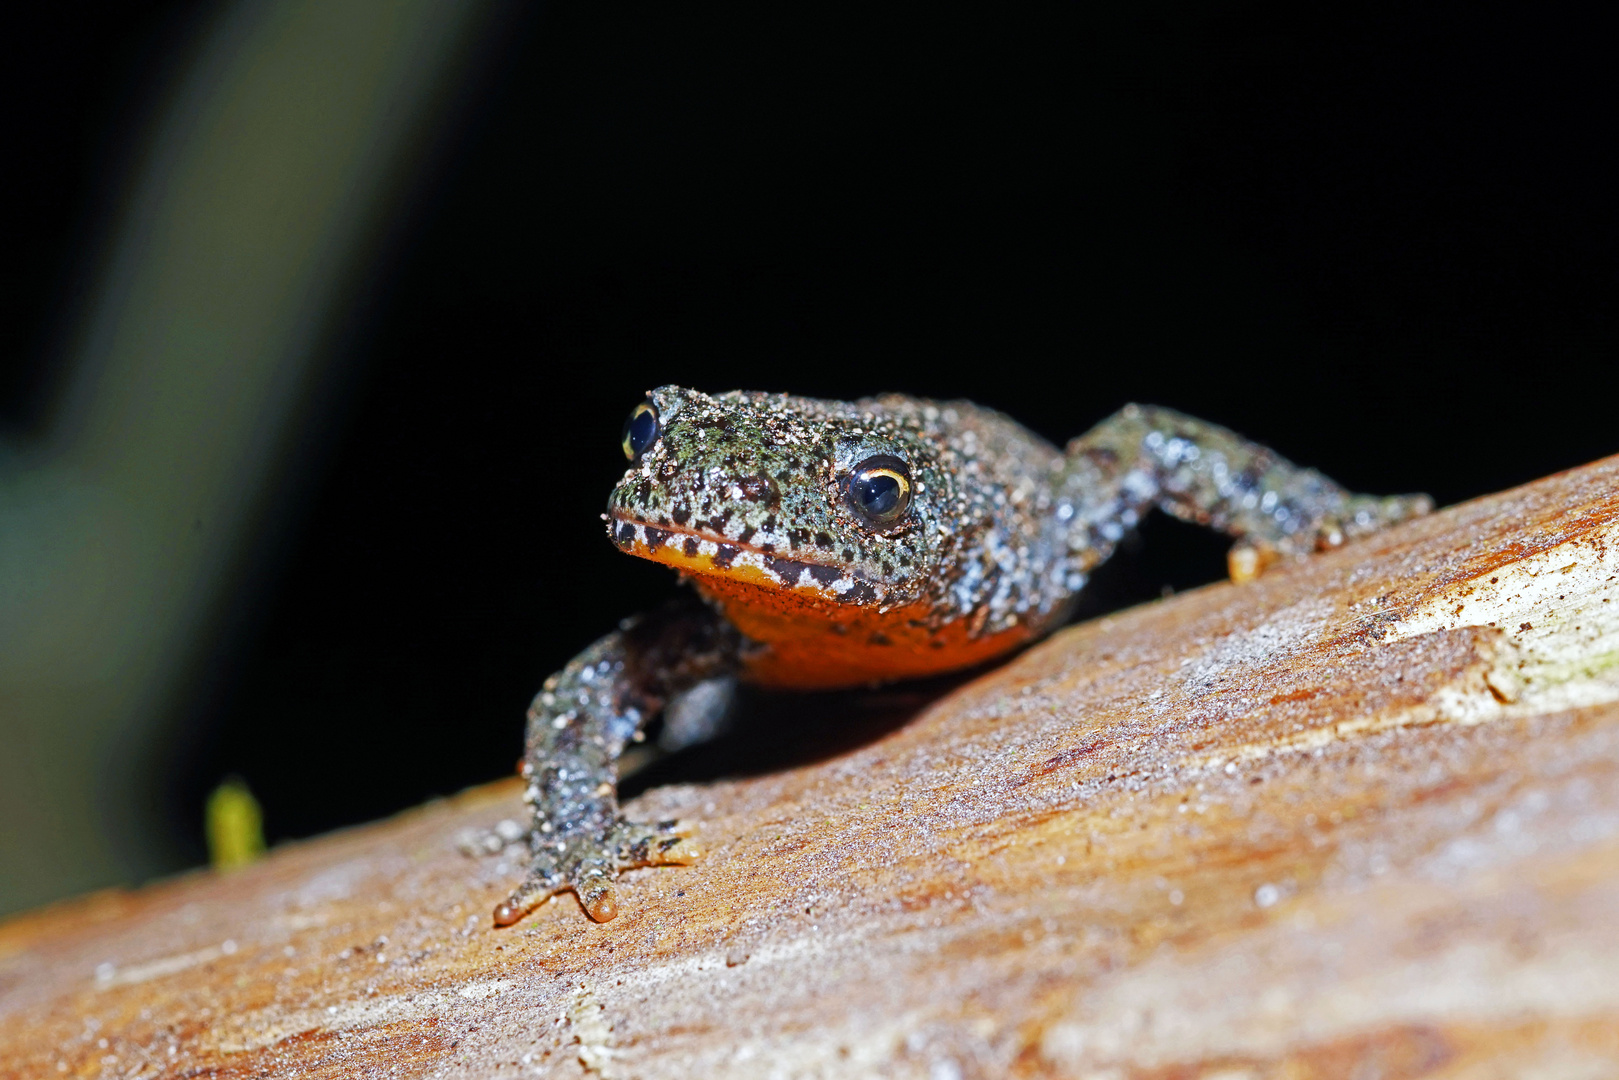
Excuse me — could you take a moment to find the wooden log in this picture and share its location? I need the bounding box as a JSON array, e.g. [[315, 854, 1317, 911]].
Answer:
[[3, 456, 1618, 1079]]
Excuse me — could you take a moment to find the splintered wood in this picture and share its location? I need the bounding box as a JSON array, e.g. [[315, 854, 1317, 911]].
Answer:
[[3, 457, 1618, 1079]]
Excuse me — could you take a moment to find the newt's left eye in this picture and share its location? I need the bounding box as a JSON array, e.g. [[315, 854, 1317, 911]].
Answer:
[[845, 455, 912, 527], [621, 401, 660, 461]]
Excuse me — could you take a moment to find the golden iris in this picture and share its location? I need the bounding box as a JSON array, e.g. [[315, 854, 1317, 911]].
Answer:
[[846, 455, 912, 526], [621, 401, 659, 460]]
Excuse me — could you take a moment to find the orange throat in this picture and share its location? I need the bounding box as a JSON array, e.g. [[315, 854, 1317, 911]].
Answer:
[[608, 515, 1034, 689]]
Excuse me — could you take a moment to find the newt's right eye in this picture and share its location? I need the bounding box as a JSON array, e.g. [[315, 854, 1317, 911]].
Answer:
[[621, 402, 660, 461]]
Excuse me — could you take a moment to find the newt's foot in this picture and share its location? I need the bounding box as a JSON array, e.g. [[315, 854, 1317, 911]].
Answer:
[[1228, 493, 1434, 584], [492, 819, 701, 927]]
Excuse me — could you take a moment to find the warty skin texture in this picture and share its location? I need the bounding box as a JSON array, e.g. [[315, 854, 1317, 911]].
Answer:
[[486, 386, 1432, 926]]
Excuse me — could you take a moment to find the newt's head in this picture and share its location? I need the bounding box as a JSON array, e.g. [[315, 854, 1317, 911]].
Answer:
[[605, 385, 947, 610]]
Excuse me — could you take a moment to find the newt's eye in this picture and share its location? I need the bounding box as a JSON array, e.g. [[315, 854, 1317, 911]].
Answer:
[[621, 401, 660, 461], [845, 455, 912, 527]]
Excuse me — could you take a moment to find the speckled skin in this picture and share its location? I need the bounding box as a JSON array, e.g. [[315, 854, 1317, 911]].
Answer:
[[488, 386, 1432, 925], [608, 389, 1075, 645]]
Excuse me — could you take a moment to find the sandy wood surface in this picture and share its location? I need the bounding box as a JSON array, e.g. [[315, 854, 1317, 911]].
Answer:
[[3, 455, 1618, 1079]]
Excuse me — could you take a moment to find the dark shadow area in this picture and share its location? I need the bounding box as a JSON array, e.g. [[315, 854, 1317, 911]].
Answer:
[[620, 674, 982, 800], [1066, 512, 1234, 624], [0, 1, 212, 429]]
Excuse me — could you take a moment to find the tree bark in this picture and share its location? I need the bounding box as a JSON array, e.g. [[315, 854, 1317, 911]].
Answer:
[[4, 456, 1618, 1079]]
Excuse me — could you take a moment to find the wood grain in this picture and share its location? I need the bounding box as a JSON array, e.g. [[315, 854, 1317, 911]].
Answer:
[[4, 456, 1618, 1079]]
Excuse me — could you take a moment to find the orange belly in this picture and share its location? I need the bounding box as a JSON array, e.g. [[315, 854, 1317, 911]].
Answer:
[[692, 574, 1034, 690]]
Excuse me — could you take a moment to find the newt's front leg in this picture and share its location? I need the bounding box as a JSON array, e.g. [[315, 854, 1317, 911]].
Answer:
[[493, 600, 742, 926], [1065, 404, 1432, 578]]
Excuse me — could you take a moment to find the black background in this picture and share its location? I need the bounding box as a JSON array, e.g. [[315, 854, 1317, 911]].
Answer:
[[6, 1, 1615, 868]]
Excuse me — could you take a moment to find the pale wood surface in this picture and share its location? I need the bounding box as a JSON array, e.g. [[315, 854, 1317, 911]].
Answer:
[[4, 456, 1618, 1079]]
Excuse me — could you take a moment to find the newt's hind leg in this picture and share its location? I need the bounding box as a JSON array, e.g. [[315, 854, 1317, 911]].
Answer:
[[487, 599, 740, 926], [1063, 404, 1431, 580]]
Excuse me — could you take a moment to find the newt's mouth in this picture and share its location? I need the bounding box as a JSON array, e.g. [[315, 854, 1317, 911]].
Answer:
[[607, 514, 885, 605]]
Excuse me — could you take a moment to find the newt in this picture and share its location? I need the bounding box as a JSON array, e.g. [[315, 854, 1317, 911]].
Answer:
[[486, 386, 1430, 925]]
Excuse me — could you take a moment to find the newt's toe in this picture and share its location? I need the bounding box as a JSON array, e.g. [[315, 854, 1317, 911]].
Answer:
[[659, 838, 703, 865], [492, 866, 564, 927], [614, 820, 703, 868], [580, 878, 620, 922], [1228, 541, 1281, 584]]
